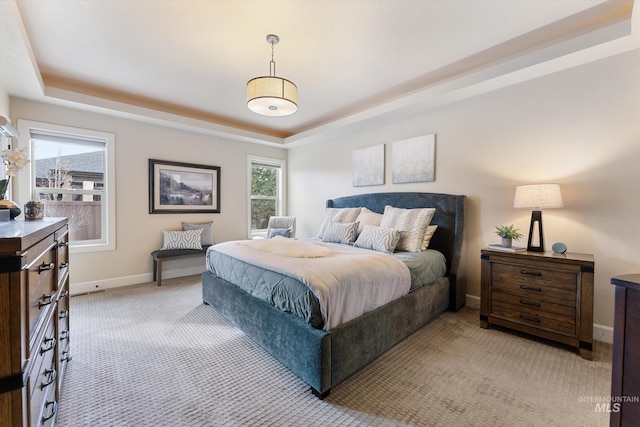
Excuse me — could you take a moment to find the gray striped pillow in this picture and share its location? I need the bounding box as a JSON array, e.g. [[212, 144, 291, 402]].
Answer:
[[354, 225, 401, 254], [161, 229, 203, 250], [322, 221, 359, 244], [380, 205, 436, 252]]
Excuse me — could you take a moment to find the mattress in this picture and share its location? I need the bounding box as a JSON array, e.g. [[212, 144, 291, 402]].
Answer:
[[206, 244, 446, 329]]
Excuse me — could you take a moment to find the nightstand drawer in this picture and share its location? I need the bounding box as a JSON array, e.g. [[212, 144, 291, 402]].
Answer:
[[491, 262, 577, 303], [492, 291, 576, 335]]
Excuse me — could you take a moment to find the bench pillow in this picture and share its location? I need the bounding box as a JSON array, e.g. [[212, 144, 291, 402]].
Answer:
[[162, 229, 203, 250], [182, 221, 214, 246]]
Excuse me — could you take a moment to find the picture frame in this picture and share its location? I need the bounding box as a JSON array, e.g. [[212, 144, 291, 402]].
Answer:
[[149, 159, 221, 214], [391, 134, 435, 184], [352, 144, 385, 187]]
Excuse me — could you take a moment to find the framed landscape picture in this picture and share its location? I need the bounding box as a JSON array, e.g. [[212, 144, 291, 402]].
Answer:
[[149, 159, 221, 214]]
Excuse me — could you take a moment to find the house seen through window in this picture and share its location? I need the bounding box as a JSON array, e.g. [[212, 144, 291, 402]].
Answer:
[[19, 121, 116, 252]]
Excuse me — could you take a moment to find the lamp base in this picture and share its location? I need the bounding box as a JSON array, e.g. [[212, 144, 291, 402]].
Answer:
[[527, 210, 545, 252]]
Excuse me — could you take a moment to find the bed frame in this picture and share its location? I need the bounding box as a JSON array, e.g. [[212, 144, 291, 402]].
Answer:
[[202, 192, 465, 398]]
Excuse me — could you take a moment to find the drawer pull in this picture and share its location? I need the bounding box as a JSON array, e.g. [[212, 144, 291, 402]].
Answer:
[[59, 309, 69, 319], [61, 350, 72, 362], [519, 269, 542, 277], [42, 400, 58, 422], [60, 262, 69, 269], [40, 336, 56, 355], [39, 293, 54, 308], [60, 289, 69, 298], [58, 241, 69, 247], [519, 285, 542, 292], [40, 368, 57, 389], [60, 330, 70, 341], [38, 262, 55, 273], [519, 314, 541, 323], [519, 299, 541, 307]]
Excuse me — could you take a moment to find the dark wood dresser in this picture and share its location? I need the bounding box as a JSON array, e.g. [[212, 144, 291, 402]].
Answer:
[[610, 274, 640, 426], [0, 218, 70, 426], [480, 248, 594, 359]]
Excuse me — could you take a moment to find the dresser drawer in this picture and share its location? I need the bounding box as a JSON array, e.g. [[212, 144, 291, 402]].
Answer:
[[491, 262, 577, 303], [491, 290, 576, 335], [28, 307, 57, 396], [26, 240, 58, 350], [31, 375, 58, 427]]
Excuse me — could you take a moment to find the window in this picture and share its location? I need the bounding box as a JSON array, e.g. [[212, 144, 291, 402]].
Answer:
[[247, 156, 285, 238], [18, 120, 116, 253]]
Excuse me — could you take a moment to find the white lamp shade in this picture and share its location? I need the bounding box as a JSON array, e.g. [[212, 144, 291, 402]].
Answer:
[[247, 76, 298, 116], [513, 184, 563, 209]]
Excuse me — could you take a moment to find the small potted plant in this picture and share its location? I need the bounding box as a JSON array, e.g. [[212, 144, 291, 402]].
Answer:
[[495, 224, 523, 248]]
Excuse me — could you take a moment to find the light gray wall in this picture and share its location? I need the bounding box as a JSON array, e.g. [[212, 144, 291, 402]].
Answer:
[[9, 97, 286, 289], [288, 49, 640, 330]]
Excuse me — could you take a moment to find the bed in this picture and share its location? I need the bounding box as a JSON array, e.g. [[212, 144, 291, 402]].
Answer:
[[202, 192, 465, 398]]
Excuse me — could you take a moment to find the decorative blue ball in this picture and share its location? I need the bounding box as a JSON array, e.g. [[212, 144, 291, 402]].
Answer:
[[552, 242, 567, 254]]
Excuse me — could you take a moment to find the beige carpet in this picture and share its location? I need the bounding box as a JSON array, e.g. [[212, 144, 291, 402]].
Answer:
[[56, 275, 612, 426]]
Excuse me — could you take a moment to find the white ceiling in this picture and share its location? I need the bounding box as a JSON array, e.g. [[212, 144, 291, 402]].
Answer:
[[1, 0, 638, 146]]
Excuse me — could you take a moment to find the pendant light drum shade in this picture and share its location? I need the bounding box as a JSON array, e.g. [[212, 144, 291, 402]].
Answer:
[[247, 76, 298, 116]]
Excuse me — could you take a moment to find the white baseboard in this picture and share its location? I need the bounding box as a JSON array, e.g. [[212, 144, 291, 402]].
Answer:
[[70, 266, 205, 295], [464, 294, 613, 344]]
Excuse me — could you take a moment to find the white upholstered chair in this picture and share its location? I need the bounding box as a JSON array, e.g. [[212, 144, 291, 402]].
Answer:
[[266, 216, 296, 238]]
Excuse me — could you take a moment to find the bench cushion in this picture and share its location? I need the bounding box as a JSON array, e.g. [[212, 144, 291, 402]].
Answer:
[[151, 245, 212, 259]]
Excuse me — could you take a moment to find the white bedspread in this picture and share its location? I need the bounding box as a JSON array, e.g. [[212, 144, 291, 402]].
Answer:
[[212, 238, 411, 330]]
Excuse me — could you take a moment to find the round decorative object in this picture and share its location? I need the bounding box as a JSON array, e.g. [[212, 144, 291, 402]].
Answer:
[[0, 199, 21, 219], [552, 242, 567, 254]]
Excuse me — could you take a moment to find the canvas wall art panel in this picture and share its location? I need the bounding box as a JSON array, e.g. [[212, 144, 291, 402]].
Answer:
[[392, 134, 435, 184], [352, 144, 385, 187]]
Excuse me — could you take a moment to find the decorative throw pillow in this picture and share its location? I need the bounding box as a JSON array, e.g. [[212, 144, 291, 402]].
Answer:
[[380, 205, 436, 252], [267, 227, 292, 239], [354, 207, 383, 237], [322, 221, 359, 245], [316, 207, 362, 238], [421, 225, 438, 250], [354, 225, 401, 254], [161, 229, 203, 250], [182, 221, 214, 246]]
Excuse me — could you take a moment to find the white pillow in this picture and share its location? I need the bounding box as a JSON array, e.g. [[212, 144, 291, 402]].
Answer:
[[316, 207, 362, 238], [380, 205, 435, 252], [355, 207, 383, 237], [161, 229, 203, 250], [354, 225, 401, 254], [181, 221, 214, 246], [322, 221, 359, 245], [421, 225, 438, 251]]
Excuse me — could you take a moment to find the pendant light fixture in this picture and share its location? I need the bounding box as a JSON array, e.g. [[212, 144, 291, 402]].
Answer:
[[247, 34, 298, 117]]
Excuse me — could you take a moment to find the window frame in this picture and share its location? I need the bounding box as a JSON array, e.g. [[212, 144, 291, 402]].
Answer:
[[247, 155, 286, 239], [17, 120, 116, 253]]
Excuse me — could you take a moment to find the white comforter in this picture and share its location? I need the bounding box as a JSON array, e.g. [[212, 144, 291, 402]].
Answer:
[[212, 238, 411, 330]]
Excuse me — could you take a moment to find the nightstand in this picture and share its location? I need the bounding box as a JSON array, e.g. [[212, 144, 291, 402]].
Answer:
[[480, 248, 594, 359]]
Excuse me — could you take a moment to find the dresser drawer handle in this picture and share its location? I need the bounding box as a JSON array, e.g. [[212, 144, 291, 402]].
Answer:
[[60, 289, 69, 298], [519, 299, 541, 307], [38, 262, 55, 273], [519, 285, 542, 292], [58, 241, 69, 247], [59, 262, 69, 269], [60, 330, 70, 341], [59, 309, 69, 319], [42, 400, 58, 423], [40, 368, 57, 389], [39, 293, 55, 308], [61, 349, 72, 363], [519, 269, 542, 276], [519, 314, 541, 323], [40, 336, 56, 355]]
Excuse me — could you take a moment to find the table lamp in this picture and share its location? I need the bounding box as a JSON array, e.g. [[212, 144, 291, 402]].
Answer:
[[513, 184, 563, 252]]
